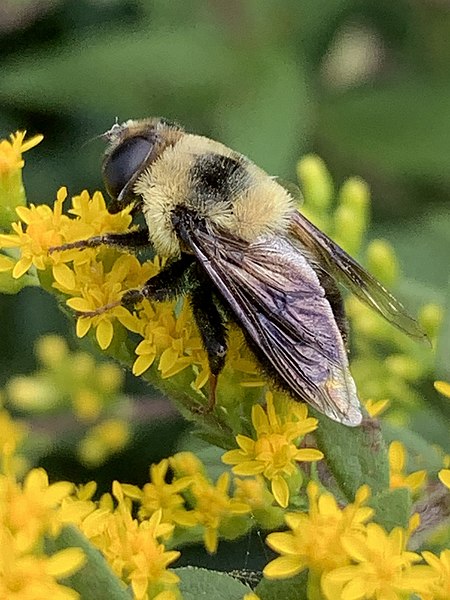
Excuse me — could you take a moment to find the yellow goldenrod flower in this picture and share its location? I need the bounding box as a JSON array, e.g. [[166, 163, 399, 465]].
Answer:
[[422, 549, 450, 600], [169, 451, 205, 478], [322, 523, 434, 600], [1, 468, 73, 553], [0, 527, 85, 600], [0, 131, 43, 174], [264, 482, 373, 579], [131, 298, 202, 378], [389, 441, 426, 494], [78, 418, 130, 467], [0, 187, 69, 278], [59, 481, 97, 526], [190, 472, 251, 554], [61, 254, 152, 349], [80, 482, 179, 599], [0, 131, 43, 226], [435, 380, 450, 399], [222, 393, 323, 508], [121, 458, 197, 528]]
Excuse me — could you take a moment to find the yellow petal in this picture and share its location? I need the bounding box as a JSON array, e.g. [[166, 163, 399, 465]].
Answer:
[[294, 448, 324, 462], [20, 133, 44, 153], [263, 556, 305, 579], [45, 547, 86, 578], [265, 531, 297, 555], [76, 317, 91, 338], [389, 441, 406, 472], [0, 254, 15, 272], [12, 256, 33, 278], [52, 263, 76, 289], [204, 527, 218, 553], [67, 297, 93, 311], [438, 469, 450, 489], [271, 477, 289, 508], [435, 380, 450, 399], [96, 319, 114, 349]]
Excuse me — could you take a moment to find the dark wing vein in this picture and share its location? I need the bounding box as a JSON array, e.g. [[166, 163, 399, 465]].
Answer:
[[179, 220, 362, 426], [290, 211, 427, 341]]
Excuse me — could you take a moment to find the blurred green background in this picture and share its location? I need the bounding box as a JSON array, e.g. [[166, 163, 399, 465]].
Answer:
[[0, 0, 449, 453]]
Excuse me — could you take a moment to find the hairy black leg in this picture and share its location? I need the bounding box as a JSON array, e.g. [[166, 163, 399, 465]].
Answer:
[[121, 254, 196, 309], [189, 283, 228, 413], [49, 228, 150, 253]]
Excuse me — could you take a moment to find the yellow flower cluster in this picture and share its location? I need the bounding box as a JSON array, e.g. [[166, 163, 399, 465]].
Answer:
[[222, 392, 323, 508], [122, 453, 251, 555], [70, 482, 181, 600], [5, 334, 130, 467], [0, 465, 85, 599], [262, 482, 446, 600]]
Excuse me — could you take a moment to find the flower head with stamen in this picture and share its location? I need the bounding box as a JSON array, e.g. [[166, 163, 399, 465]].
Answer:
[[322, 522, 434, 600], [189, 472, 251, 554], [222, 392, 323, 507], [264, 482, 373, 579], [121, 458, 197, 528]]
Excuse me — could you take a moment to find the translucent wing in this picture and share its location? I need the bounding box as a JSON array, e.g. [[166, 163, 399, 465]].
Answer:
[[290, 211, 427, 341], [176, 214, 362, 426]]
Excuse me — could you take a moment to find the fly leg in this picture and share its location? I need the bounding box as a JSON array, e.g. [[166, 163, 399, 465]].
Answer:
[[189, 284, 228, 414], [49, 228, 150, 253]]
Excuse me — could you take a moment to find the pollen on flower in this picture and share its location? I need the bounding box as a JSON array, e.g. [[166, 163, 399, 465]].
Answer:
[[222, 392, 323, 508]]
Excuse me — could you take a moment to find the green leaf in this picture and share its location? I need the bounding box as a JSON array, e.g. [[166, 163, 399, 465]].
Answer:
[[256, 571, 308, 600], [45, 526, 132, 600], [176, 566, 252, 599], [313, 412, 389, 500], [369, 487, 411, 530]]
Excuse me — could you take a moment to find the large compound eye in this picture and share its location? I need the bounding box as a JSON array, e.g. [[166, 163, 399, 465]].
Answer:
[[102, 136, 154, 200]]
